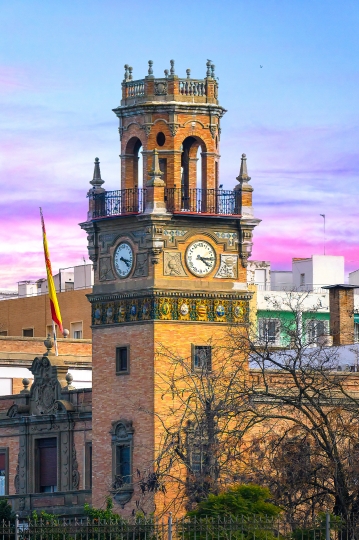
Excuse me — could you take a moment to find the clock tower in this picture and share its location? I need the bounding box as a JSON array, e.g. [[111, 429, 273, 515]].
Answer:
[[81, 60, 260, 514]]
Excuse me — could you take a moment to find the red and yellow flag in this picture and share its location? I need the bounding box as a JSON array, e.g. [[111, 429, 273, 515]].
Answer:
[[40, 209, 63, 335]]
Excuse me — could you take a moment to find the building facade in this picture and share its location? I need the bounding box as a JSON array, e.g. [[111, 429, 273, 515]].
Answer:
[[81, 59, 260, 514], [0, 339, 92, 516]]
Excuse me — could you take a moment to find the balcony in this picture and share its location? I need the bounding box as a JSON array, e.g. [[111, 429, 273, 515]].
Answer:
[[91, 188, 241, 219]]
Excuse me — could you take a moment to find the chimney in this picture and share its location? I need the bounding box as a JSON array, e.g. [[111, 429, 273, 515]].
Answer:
[[323, 284, 357, 346]]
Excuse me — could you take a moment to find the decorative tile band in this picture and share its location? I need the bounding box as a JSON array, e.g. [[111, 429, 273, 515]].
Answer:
[[91, 294, 249, 326]]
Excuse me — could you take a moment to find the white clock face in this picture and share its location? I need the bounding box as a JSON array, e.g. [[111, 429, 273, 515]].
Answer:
[[186, 240, 216, 277], [114, 242, 134, 278]]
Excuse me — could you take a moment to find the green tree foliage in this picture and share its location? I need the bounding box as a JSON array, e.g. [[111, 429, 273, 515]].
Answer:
[[0, 499, 15, 523], [188, 484, 282, 519]]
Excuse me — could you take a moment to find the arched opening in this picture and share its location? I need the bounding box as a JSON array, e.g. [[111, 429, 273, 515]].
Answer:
[[123, 137, 143, 190], [180, 136, 207, 209]]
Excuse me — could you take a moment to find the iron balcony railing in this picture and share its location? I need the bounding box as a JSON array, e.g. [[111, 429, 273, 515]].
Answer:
[[92, 188, 146, 218], [91, 188, 241, 219], [165, 188, 241, 215]]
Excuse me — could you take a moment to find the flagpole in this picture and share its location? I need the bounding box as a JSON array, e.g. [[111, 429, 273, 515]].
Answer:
[[320, 214, 326, 255], [40, 207, 63, 356], [52, 320, 59, 356]]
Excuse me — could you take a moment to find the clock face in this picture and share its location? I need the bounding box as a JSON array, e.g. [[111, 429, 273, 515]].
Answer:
[[114, 242, 134, 278], [186, 240, 216, 277]]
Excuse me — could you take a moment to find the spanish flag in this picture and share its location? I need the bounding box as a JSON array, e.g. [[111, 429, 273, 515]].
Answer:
[[40, 209, 63, 345]]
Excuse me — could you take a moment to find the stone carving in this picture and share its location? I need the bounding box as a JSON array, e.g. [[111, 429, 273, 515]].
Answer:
[[142, 124, 151, 137], [150, 247, 162, 265], [163, 229, 187, 243], [168, 123, 179, 137], [154, 81, 167, 95], [14, 463, 19, 494], [19, 498, 25, 511], [214, 232, 238, 247], [99, 257, 115, 281], [215, 254, 238, 279], [99, 233, 116, 254], [163, 252, 187, 277], [29, 357, 62, 415], [133, 252, 149, 278], [209, 125, 217, 139], [72, 443, 80, 490]]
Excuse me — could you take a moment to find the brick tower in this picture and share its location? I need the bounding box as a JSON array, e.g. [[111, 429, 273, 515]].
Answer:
[[81, 60, 260, 515]]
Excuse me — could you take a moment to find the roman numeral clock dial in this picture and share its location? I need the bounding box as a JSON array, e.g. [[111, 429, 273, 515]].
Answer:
[[114, 242, 134, 278], [186, 240, 216, 277]]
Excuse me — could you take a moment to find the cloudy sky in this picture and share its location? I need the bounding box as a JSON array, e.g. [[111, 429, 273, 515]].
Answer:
[[1, 0, 358, 289]]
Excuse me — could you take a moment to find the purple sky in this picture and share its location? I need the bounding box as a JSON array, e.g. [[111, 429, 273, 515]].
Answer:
[[1, 1, 358, 290]]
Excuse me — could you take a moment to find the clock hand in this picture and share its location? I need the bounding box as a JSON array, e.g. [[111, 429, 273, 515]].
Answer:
[[120, 256, 131, 268], [196, 255, 211, 268]]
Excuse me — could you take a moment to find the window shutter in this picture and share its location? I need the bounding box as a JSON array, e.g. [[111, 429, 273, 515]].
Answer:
[[0, 454, 5, 471], [38, 438, 57, 488]]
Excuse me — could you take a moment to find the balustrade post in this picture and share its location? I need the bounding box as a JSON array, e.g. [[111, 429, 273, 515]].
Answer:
[[15, 514, 19, 540]]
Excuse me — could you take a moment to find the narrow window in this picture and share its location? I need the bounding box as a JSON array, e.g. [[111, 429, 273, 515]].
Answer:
[[85, 443, 92, 489], [23, 328, 34, 337], [115, 445, 131, 484], [0, 450, 8, 495], [37, 438, 57, 493], [300, 273, 305, 286], [159, 158, 167, 185], [192, 346, 212, 371], [116, 347, 129, 374]]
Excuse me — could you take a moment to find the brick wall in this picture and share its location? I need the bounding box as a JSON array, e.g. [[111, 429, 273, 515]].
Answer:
[[0, 289, 92, 339]]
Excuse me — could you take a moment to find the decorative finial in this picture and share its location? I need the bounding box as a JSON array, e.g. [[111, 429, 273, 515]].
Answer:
[[146, 149, 165, 187], [128, 66, 133, 80], [44, 334, 54, 356], [124, 64, 129, 80], [21, 378, 30, 394], [65, 372, 75, 390], [63, 328, 69, 338], [170, 60, 175, 76], [164, 69, 169, 78], [186, 69, 191, 79], [211, 64, 215, 78], [148, 60, 153, 76], [90, 157, 105, 189], [206, 60, 212, 77], [236, 153, 251, 185]]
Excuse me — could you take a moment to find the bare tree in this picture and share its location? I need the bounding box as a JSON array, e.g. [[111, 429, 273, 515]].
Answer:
[[153, 339, 262, 512], [230, 292, 359, 526]]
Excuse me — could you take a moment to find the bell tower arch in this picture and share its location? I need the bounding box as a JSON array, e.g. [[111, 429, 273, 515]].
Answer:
[[114, 60, 224, 191]]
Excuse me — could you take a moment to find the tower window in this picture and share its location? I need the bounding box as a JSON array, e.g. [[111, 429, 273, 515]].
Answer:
[[192, 345, 212, 371], [116, 346, 129, 374], [159, 158, 167, 184], [111, 420, 134, 505], [116, 445, 131, 484], [156, 132, 166, 146], [300, 273, 305, 286]]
